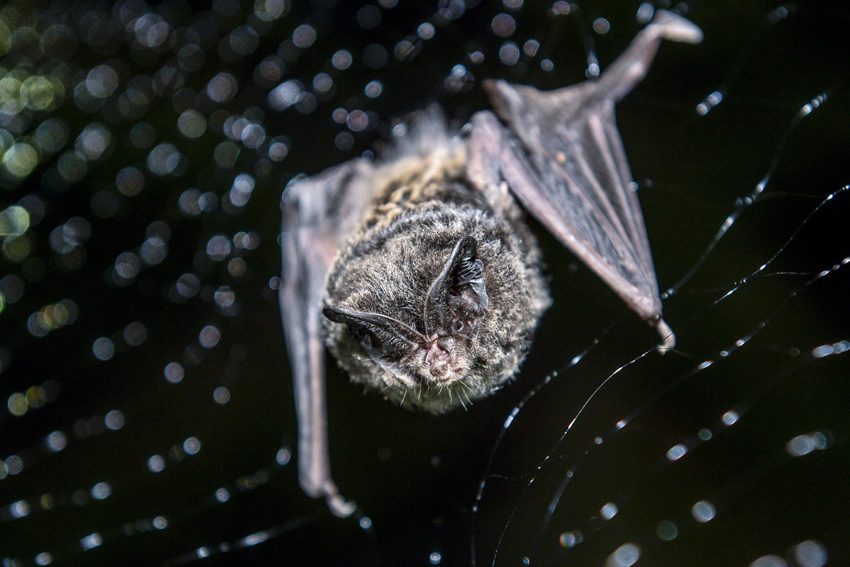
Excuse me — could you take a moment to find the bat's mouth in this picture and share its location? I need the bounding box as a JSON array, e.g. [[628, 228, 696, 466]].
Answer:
[[421, 341, 463, 384]]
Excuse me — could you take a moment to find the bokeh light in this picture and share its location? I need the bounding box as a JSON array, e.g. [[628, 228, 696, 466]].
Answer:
[[0, 2, 847, 567]]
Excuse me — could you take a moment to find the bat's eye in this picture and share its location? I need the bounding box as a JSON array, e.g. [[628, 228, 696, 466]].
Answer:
[[358, 331, 381, 351], [454, 320, 463, 332], [346, 324, 383, 355], [449, 283, 469, 297]]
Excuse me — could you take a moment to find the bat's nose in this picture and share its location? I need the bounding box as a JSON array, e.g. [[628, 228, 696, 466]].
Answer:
[[424, 342, 453, 380], [425, 342, 448, 366]]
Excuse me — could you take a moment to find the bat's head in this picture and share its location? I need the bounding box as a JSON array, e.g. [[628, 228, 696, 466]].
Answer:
[[323, 202, 550, 414], [323, 237, 488, 390]]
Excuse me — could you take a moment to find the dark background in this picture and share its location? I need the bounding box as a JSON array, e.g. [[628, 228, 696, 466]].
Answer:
[[1, 1, 849, 566]]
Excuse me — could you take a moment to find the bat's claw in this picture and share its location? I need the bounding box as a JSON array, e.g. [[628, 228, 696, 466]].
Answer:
[[655, 318, 676, 354], [327, 492, 357, 518], [301, 474, 357, 517]]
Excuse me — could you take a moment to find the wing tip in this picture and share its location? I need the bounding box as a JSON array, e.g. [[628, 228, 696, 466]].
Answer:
[[650, 10, 704, 45], [482, 78, 522, 123]]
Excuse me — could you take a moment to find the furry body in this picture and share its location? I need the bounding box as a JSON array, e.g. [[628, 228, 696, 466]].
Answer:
[[324, 128, 550, 413]]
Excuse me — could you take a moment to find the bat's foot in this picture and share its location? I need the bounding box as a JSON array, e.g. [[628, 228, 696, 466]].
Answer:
[[655, 319, 676, 353], [327, 492, 357, 518], [301, 474, 357, 517]]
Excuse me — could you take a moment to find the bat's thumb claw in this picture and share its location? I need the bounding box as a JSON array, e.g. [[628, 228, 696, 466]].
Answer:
[[650, 10, 704, 45], [655, 318, 676, 354], [327, 493, 357, 518]]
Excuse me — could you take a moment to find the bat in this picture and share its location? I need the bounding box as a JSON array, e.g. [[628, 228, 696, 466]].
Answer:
[[280, 10, 702, 516]]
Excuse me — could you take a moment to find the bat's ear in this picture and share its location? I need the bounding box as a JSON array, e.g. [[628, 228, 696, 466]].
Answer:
[[425, 236, 490, 338], [323, 306, 426, 359]]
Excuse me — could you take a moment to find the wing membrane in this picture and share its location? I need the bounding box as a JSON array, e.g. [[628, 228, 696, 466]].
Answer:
[[280, 159, 373, 516], [471, 11, 701, 348]]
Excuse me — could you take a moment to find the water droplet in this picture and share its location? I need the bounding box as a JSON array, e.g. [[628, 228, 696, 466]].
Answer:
[[357, 5, 382, 29], [365, 80, 383, 98], [183, 437, 201, 455], [213, 386, 231, 405], [721, 410, 739, 426], [491, 14, 516, 37], [199, 325, 221, 348], [206, 235, 232, 261], [499, 42, 520, 66], [147, 454, 166, 473], [418, 23, 435, 39], [0, 206, 31, 237], [656, 520, 678, 541], [748, 555, 787, 567], [80, 533, 103, 550], [206, 73, 238, 104], [105, 410, 125, 430], [592, 18, 611, 34], [46, 430, 67, 452], [691, 500, 716, 523], [606, 543, 640, 567], [600, 502, 618, 520], [292, 24, 316, 48], [666, 444, 687, 461], [91, 482, 112, 500], [276, 447, 292, 465], [92, 337, 115, 361], [792, 540, 828, 567]]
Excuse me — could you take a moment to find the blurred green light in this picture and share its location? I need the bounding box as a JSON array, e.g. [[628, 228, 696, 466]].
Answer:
[[0, 205, 30, 236]]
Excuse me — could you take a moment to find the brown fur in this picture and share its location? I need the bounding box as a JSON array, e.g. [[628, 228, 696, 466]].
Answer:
[[324, 122, 550, 413]]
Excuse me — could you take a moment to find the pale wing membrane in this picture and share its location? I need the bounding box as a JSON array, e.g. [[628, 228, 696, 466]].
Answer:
[[474, 11, 700, 348], [483, 91, 659, 319], [279, 159, 373, 517]]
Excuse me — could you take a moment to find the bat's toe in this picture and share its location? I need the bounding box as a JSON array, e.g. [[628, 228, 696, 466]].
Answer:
[[655, 318, 676, 353]]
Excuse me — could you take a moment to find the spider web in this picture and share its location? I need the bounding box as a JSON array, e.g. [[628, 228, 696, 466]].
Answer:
[[0, 1, 848, 566]]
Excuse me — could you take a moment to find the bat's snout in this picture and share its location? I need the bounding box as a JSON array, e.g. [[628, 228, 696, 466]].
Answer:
[[422, 341, 462, 384]]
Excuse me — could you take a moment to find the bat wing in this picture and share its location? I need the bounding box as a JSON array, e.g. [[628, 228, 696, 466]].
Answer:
[[468, 11, 701, 349], [280, 159, 373, 517]]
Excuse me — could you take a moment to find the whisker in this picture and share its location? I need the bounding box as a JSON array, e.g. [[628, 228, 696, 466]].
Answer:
[[461, 389, 473, 408]]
